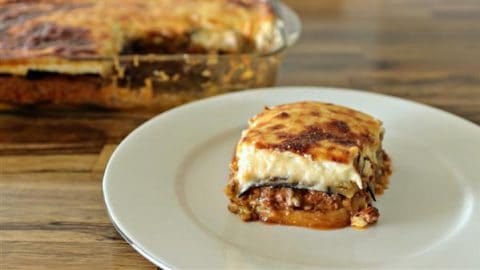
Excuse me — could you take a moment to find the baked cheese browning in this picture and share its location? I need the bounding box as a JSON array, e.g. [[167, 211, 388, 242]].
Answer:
[[0, 0, 276, 56], [0, 2, 118, 59], [234, 101, 385, 197], [225, 101, 392, 229], [0, 0, 277, 75], [241, 102, 382, 163]]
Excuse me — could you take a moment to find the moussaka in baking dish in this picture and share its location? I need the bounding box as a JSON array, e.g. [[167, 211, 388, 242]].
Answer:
[[0, 0, 285, 109], [225, 101, 392, 229]]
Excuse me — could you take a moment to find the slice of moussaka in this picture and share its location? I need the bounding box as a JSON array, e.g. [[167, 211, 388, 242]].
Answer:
[[225, 101, 392, 229]]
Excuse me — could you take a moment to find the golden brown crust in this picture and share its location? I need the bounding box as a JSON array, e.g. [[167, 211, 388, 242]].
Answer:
[[0, 0, 275, 61], [0, 1, 113, 59], [258, 209, 352, 229], [240, 101, 383, 163]]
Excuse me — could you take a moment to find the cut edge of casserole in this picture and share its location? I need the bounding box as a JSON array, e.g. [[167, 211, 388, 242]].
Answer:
[[224, 101, 392, 229]]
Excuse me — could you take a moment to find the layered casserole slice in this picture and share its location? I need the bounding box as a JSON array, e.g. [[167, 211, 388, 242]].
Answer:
[[0, 0, 278, 108], [225, 101, 392, 229]]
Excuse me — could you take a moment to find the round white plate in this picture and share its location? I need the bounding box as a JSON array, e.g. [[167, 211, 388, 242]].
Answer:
[[103, 87, 480, 269]]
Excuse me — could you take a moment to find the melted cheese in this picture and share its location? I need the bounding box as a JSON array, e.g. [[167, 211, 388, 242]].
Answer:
[[232, 101, 384, 198], [236, 142, 362, 197]]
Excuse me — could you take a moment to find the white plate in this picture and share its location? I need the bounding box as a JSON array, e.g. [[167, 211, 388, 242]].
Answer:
[[103, 87, 480, 269]]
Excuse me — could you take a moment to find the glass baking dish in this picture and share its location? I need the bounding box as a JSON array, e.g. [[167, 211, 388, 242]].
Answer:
[[0, 2, 300, 111]]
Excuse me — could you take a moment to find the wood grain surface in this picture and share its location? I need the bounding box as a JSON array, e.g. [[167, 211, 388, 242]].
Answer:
[[1, 0, 479, 269]]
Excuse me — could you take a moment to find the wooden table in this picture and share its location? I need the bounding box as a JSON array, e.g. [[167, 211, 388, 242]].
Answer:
[[1, 0, 479, 268]]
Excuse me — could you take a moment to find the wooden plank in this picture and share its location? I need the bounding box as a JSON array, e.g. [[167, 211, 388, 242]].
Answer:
[[0, 155, 97, 174], [0, 172, 153, 269], [91, 145, 117, 173], [2, 241, 154, 270]]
